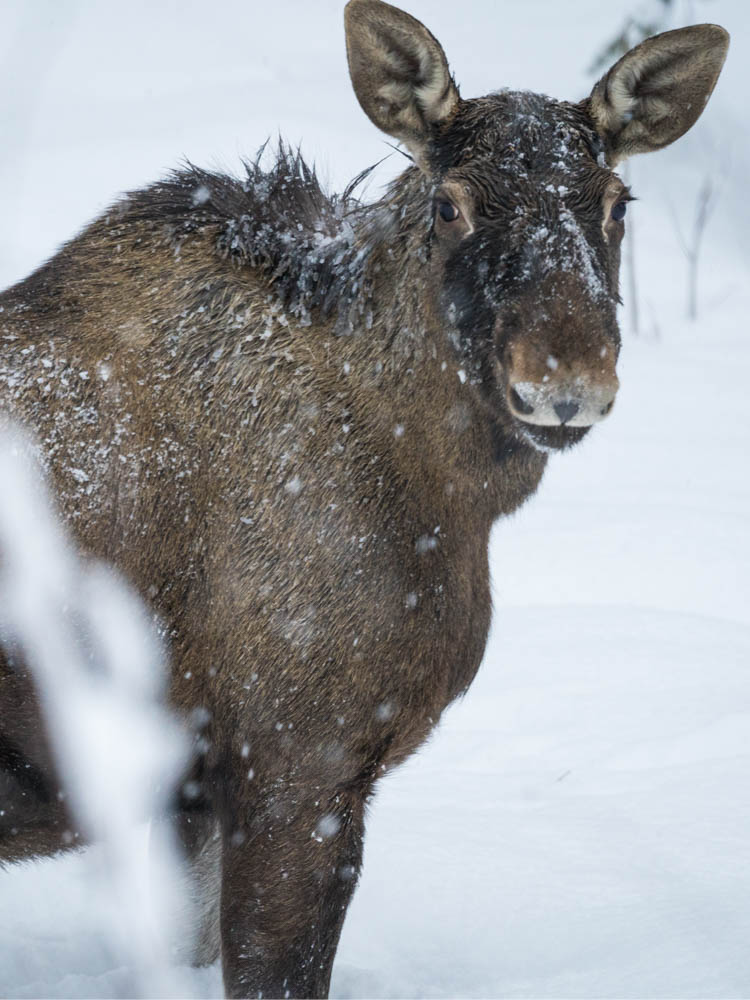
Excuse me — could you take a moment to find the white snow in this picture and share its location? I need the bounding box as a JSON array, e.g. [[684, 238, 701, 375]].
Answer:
[[0, 0, 749, 997]]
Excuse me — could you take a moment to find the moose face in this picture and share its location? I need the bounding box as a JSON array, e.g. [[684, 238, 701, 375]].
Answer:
[[427, 91, 624, 452], [345, 0, 728, 452]]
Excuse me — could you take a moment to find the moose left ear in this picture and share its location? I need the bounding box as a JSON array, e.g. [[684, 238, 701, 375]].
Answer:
[[588, 24, 729, 167]]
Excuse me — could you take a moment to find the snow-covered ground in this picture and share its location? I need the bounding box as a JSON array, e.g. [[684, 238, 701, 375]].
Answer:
[[1, 0, 748, 997]]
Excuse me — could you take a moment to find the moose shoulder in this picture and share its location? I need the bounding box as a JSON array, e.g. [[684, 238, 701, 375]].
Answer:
[[0, 2, 728, 997]]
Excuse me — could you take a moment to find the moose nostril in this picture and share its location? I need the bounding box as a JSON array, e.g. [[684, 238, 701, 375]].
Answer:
[[553, 400, 580, 425], [600, 400, 614, 416], [509, 387, 534, 416]]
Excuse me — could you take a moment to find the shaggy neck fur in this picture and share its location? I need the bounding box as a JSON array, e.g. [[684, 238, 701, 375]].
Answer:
[[126, 146, 431, 340]]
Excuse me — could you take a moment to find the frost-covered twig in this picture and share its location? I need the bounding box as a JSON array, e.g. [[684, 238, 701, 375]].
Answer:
[[0, 426, 192, 998]]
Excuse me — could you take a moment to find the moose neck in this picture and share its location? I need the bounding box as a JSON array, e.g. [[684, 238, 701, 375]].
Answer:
[[314, 168, 548, 532]]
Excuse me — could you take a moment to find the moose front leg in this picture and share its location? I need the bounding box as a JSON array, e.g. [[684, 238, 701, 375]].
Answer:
[[219, 785, 366, 999]]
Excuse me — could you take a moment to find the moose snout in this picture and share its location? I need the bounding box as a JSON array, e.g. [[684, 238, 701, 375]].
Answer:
[[507, 377, 618, 428]]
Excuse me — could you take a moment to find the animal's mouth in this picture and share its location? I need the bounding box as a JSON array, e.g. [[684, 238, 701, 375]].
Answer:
[[516, 421, 590, 453]]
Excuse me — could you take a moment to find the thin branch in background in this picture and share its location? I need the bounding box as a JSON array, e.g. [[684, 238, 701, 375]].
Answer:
[[0, 427, 192, 999], [668, 175, 720, 321], [644, 298, 663, 342], [689, 177, 717, 321]]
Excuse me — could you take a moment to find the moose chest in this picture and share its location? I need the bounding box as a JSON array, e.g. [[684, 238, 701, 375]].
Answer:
[[373, 525, 494, 765], [205, 457, 496, 775]]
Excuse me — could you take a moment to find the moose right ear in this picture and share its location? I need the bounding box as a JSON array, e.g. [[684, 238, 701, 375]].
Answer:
[[588, 24, 729, 167], [344, 0, 460, 167]]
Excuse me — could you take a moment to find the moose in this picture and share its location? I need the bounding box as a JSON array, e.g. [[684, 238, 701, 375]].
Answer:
[[0, 1, 728, 996]]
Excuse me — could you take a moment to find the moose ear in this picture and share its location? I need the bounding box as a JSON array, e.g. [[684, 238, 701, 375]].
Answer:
[[344, 0, 460, 166], [588, 24, 729, 167]]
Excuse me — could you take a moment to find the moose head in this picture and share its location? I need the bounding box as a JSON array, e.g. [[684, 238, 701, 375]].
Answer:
[[345, 0, 728, 452]]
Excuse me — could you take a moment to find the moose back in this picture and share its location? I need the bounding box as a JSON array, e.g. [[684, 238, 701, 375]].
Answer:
[[0, 2, 728, 996]]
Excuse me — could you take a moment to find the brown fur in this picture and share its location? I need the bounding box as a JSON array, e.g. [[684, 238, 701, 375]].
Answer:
[[0, 2, 727, 996]]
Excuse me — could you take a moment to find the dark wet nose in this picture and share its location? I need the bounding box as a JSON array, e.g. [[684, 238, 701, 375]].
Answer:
[[553, 400, 580, 425]]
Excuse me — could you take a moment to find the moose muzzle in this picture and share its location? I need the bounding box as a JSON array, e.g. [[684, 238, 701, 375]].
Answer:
[[507, 374, 619, 428]]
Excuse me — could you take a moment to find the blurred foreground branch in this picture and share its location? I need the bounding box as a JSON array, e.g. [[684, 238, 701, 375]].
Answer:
[[0, 426, 192, 998]]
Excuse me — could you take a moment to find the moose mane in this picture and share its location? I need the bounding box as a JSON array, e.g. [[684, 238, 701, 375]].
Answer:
[[124, 144, 417, 332]]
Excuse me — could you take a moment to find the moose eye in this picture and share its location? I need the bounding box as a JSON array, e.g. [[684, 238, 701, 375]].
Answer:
[[437, 200, 459, 223], [611, 201, 628, 222]]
